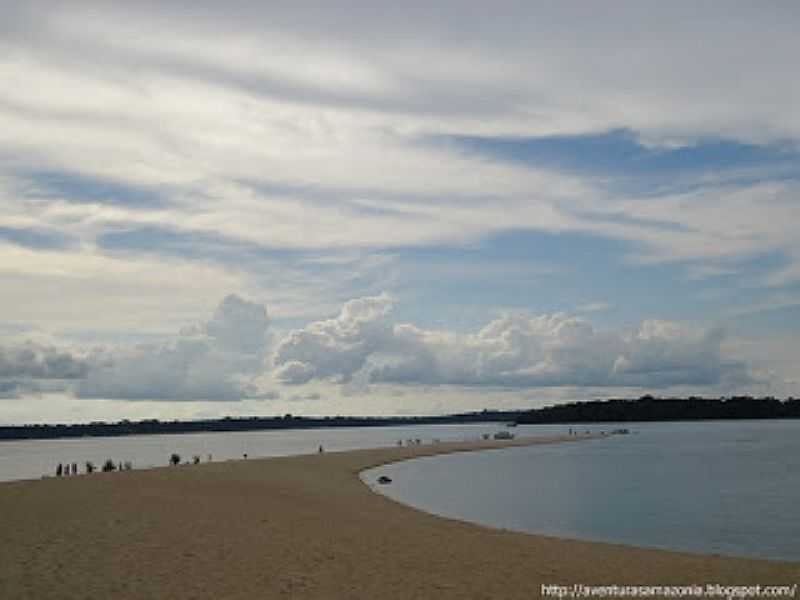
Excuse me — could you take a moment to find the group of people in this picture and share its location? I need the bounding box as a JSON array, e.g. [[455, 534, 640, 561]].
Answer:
[[567, 428, 593, 436], [55, 462, 80, 476]]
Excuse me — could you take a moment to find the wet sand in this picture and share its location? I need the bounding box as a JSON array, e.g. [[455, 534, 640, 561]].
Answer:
[[0, 434, 796, 599]]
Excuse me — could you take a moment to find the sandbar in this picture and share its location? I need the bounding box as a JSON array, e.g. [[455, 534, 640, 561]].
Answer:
[[0, 434, 797, 599]]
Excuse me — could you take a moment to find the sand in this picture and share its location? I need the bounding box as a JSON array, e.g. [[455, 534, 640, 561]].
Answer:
[[0, 434, 797, 599]]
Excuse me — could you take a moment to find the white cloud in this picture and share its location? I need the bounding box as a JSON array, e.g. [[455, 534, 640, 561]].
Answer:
[[1, 1, 799, 303], [0, 3, 799, 412], [576, 302, 612, 314], [199, 293, 270, 355], [0, 292, 779, 410], [273, 293, 394, 384], [272, 294, 752, 390], [75, 294, 274, 401]]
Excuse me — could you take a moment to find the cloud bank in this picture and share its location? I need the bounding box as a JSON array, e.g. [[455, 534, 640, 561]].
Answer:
[[0, 293, 755, 401], [75, 294, 271, 401], [275, 295, 750, 390]]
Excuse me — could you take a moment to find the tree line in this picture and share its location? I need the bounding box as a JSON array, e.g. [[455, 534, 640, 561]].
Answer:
[[0, 410, 522, 441], [516, 396, 800, 424]]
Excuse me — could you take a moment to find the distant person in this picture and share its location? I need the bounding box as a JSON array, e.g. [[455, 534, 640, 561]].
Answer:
[[243, 453, 248, 459], [56, 463, 63, 477], [71, 463, 77, 476], [318, 445, 324, 453], [207, 454, 212, 462]]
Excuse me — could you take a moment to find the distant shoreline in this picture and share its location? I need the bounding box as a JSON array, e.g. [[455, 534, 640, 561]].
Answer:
[[0, 410, 523, 442], [3, 395, 800, 442]]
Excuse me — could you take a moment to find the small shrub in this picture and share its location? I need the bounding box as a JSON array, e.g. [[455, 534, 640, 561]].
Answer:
[[85, 461, 95, 474], [170, 453, 181, 466], [192, 455, 200, 465], [102, 459, 116, 472]]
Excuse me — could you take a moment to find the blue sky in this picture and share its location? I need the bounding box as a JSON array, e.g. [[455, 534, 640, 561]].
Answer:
[[1, 1, 800, 422]]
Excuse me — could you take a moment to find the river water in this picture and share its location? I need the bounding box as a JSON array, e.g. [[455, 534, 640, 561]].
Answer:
[[363, 420, 800, 562]]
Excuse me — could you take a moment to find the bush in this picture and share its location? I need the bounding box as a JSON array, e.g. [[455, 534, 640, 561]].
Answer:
[[85, 461, 95, 474], [169, 453, 181, 466], [102, 459, 116, 472]]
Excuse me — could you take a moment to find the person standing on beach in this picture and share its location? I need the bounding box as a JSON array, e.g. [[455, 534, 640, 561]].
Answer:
[[56, 463, 62, 477]]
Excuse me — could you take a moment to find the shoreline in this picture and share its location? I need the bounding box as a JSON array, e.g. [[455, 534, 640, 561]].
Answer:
[[357, 434, 795, 564], [1, 434, 796, 599]]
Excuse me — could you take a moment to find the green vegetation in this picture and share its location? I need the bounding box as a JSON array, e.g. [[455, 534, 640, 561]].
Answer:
[[517, 396, 800, 424]]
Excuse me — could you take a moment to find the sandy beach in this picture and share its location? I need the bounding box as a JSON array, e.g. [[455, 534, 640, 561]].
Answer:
[[0, 434, 797, 599]]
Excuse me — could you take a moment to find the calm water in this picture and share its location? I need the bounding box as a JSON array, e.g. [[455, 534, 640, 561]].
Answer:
[[0, 422, 564, 482], [363, 420, 800, 562]]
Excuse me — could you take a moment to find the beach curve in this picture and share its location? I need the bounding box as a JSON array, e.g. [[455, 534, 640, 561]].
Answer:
[[0, 433, 796, 599]]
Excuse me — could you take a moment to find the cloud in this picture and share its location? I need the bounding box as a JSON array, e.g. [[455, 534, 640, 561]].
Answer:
[[2, 1, 800, 325], [0, 341, 89, 399], [576, 302, 612, 314], [288, 392, 322, 402], [0, 342, 88, 380], [274, 295, 752, 390], [75, 294, 274, 400], [273, 293, 394, 384], [201, 293, 270, 355], [0, 292, 766, 403], [6, 1, 799, 143]]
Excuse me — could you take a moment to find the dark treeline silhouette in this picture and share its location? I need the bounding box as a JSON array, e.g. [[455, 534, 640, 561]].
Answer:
[[517, 395, 800, 424], [0, 410, 522, 442], [6, 397, 797, 441]]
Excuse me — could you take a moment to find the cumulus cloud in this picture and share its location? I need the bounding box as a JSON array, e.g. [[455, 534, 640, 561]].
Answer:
[[0, 341, 89, 399], [185, 293, 270, 359], [273, 293, 394, 384], [0, 342, 88, 380], [274, 295, 751, 390], [0, 293, 761, 402], [76, 294, 274, 401]]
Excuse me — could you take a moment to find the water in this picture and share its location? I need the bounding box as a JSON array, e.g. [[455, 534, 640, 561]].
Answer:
[[363, 420, 800, 562], [0, 422, 537, 482]]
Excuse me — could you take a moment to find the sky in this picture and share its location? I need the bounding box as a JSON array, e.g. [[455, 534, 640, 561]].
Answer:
[[1, 1, 800, 423]]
